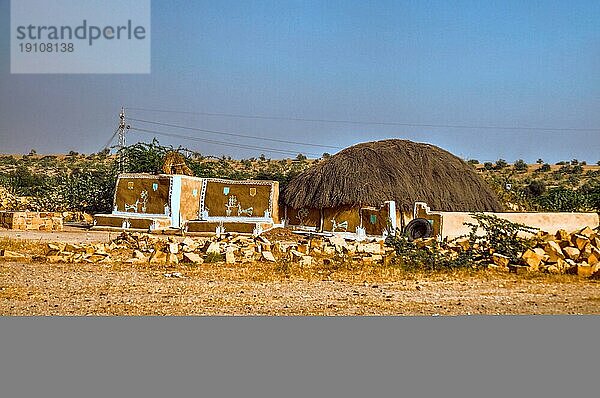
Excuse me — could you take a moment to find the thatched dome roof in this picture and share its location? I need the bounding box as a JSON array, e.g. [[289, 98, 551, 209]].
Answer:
[[283, 139, 502, 212]]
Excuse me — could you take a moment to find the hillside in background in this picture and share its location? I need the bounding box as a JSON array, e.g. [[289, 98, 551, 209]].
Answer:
[[1, 142, 600, 214]]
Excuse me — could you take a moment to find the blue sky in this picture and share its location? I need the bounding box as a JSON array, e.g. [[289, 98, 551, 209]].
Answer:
[[1, 0, 599, 162]]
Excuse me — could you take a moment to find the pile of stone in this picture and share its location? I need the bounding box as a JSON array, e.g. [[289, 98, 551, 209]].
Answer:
[[391, 226, 600, 277], [0, 228, 600, 276], [1, 231, 394, 266], [8, 227, 597, 277], [514, 226, 600, 276], [0, 211, 63, 231]]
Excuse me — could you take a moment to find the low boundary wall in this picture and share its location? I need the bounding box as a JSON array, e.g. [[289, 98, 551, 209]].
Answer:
[[414, 202, 599, 240]]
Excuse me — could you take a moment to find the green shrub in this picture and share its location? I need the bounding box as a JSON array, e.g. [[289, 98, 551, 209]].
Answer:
[[204, 252, 223, 263], [524, 180, 546, 197], [495, 159, 507, 169], [535, 188, 586, 212], [464, 213, 537, 263], [513, 159, 528, 171], [539, 163, 551, 172], [385, 213, 537, 269]]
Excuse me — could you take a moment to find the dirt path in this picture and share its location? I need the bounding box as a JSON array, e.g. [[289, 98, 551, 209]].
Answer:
[[0, 226, 114, 244], [2, 260, 600, 315]]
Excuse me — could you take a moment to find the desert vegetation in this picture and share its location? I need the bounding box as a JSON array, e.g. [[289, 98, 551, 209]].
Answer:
[[2, 142, 600, 215], [0, 140, 314, 214]]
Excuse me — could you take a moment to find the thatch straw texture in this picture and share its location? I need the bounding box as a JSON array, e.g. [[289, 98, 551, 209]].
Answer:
[[162, 151, 194, 176], [283, 139, 502, 212]]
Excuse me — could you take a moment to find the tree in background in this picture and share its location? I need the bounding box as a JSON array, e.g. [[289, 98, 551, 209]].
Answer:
[[513, 159, 527, 172], [120, 138, 173, 174], [539, 163, 551, 172], [524, 180, 546, 198], [495, 159, 507, 169]]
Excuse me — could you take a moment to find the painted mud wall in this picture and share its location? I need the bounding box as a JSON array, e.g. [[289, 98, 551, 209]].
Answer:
[[359, 205, 394, 236], [114, 174, 171, 216], [98, 174, 279, 232], [179, 176, 203, 223], [200, 179, 279, 222], [286, 207, 321, 229], [285, 202, 395, 236]]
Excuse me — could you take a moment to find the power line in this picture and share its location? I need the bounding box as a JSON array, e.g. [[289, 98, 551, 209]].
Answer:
[[100, 125, 120, 152], [127, 106, 600, 132], [128, 117, 342, 150], [129, 126, 321, 157]]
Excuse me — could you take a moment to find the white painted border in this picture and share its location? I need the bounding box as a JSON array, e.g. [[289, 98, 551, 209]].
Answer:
[[111, 211, 170, 218], [386, 200, 397, 235], [203, 178, 275, 186], [170, 175, 182, 228], [201, 216, 275, 223]]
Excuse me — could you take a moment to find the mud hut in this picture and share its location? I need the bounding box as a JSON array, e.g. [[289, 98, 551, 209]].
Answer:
[[282, 139, 502, 236], [93, 153, 280, 234]]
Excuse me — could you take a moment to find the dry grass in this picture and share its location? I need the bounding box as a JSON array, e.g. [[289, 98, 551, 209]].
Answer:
[[2, 233, 600, 315], [283, 139, 503, 212], [0, 237, 47, 256], [2, 257, 599, 315]]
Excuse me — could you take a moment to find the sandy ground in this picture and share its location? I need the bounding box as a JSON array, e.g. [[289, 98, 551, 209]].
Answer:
[[1, 228, 600, 315], [0, 226, 115, 244], [2, 260, 600, 315]]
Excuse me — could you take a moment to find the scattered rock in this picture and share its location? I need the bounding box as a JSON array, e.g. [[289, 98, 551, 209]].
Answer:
[[0, 250, 26, 260], [521, 249, 543, 269], [508, 264, 530, 274], [182, 252, 203, 264], [328, 236, 347, 252], [555, 229, 570, 241], [299, 255, 313, 267], [133, 250, 147, 261], [166, 252, 179, 265], [544, 241, 565, 262], [546, 265, 560, 274], [289, 250, 304, 262], [492, 253, 510, 268], [206, 241, 220, 255], [578, 226, 596, 239], [168, 242, 179, 254], [149, 250, 167, 264], [563, 246, 580, 261], [262, 251, 276, 262], [225, 250, 236, 264], [576, 264, 594, 277]]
